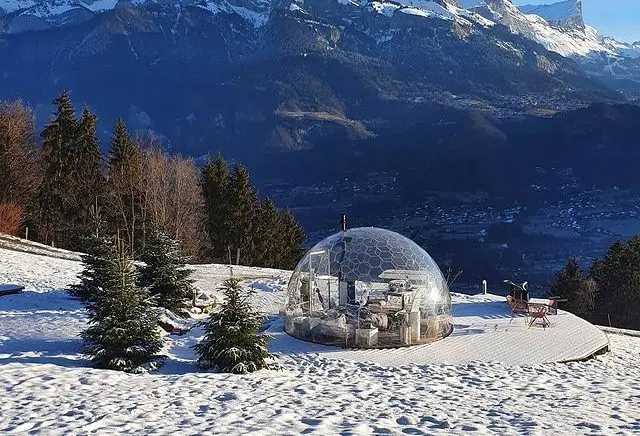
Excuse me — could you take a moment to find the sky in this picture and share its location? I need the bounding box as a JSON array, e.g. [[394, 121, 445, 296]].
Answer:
[[513, 0, 640, 43]]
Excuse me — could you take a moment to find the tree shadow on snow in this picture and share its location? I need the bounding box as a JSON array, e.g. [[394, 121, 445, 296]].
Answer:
[[0, 337, 88, 368], [0, 289, 83, 313], [247, 281, 282, 293]]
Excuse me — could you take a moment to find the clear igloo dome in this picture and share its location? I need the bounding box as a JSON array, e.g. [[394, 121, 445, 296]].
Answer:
[[284, 227, 452, 348]]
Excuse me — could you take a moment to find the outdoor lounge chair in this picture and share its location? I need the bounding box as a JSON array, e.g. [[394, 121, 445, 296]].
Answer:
[[527, 303, 551, 328]]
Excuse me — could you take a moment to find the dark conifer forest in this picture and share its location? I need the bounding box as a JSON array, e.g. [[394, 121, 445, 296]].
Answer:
[[0, 92, 306, 268]]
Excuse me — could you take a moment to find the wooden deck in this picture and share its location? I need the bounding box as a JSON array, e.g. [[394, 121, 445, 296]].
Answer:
[[270, 293, 611, 366]]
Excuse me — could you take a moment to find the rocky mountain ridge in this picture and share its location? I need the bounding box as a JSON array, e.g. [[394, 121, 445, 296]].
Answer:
[[0, 0, 637, 159]]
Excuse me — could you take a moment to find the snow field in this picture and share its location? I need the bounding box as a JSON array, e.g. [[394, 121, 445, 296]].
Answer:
[[1, 335, 639, 434], [1, 246, 640, 434]]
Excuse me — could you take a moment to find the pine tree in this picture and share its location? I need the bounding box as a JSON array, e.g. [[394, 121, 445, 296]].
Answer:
[[591, 237, 640, 329], [138, 230, 195, 314], [108, 119, 139, 168], [194, 278, 277, 374], [254, 198, 282, 268], [106, 119, 144, 254], [69, 106, 104, 248], [201, 154, 229, 261], [36, 91, 77, 246], [225, 163, 258, 265], [83, 238, 164, 372], [548, 258, 597, 315], [70, 233, 117, 313], [278, 208, 306, 269]]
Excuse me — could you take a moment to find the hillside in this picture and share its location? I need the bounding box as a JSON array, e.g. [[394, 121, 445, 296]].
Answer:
[[1, 240, 640, 433], [0, 0, 636, 158]]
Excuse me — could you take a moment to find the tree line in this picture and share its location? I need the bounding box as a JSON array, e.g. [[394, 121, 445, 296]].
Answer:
[[550, 237, 640, 330], [0, 92, 305, 269]]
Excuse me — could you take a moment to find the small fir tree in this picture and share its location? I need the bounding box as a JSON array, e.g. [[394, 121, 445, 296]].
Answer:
[[83, 238, 164, 372], [138, 230, 195, 314], [70, 232, 117, 312], [194, 278, 277, 374]]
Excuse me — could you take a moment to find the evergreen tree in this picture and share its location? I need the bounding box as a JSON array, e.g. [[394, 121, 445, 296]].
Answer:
[[278, 208, 306, 269], [108, 119, 139, 168], [201, 154, 229, 260], [69, 106, 104, 248], [70, 232, 117, 312], [591, 237, 640, 329], [225, 163, 258, 265], [83, 238, 164, 372], [548, 258, 597, 315], [194, 278, 277, 374], [138, 230, 195, 314], [254, 198, 282, 268], [106, 119, 144, 254], [36, 91, 77, 246]]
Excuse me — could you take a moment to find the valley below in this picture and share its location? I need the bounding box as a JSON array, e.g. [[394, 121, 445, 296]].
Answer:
[[268, 172, 640, 298]]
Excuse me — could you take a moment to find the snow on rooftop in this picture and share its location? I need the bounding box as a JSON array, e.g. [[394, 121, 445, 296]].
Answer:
[[0, 242, 639, 433]]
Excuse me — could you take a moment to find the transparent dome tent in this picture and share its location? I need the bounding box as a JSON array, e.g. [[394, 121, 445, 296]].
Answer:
[[284, 227, 453, 348]]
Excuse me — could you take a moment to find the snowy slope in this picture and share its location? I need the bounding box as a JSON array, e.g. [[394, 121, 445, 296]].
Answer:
[[0, 0, 274, 30], [519, 0, 583, 29], [1, 244, 640, 433], [0, 0, 34, 13], [0, 0, 633, 60], [457, 0, 636, 61], [467, 0, 609, 57]]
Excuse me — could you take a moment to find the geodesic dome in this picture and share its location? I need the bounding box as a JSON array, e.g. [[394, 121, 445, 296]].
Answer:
[[284, 227, 452, 348]]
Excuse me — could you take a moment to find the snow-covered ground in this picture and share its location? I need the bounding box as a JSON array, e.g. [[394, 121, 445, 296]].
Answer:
[[1, 245, 640, 434]]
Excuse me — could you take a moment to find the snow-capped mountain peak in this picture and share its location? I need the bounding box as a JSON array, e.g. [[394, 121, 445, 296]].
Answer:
[[1, 0, 638, 89], [452, 0, 634, 59], [519, 0, 583, 31]]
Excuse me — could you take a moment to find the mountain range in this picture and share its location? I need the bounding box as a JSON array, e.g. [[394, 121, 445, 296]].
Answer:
[[0, 0, 639, 186]]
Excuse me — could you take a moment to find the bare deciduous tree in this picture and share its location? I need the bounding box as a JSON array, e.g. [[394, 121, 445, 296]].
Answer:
[[141, 146, 206, 258], [0, 203, 23, 235], [105, 134, 144, 255], [0, 100, 40, 206]]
